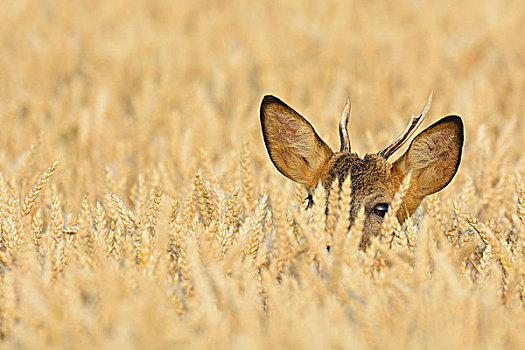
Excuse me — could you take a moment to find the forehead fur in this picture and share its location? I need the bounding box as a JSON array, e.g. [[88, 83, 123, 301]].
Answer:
[[327, 153, 392, 195]]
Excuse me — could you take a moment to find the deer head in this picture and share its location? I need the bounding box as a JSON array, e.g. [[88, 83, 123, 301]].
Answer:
[[260, 93, 464, 248]]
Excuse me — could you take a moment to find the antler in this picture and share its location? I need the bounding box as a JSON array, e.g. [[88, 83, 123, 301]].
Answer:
[[339, 97, 351, 152], [377, 91, 433, 160]]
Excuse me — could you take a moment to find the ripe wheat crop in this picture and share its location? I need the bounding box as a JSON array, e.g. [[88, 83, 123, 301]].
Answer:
[[0, 0, 524, 348]]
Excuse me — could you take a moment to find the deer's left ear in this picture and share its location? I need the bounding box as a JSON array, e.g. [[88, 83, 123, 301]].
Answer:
[[392, 115, 464, 197], [260, 95, 334, 188]]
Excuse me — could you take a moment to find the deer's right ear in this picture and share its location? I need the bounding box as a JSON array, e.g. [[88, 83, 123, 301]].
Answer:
[[392, 115, 464, 197], [260, 95, 334, 188]]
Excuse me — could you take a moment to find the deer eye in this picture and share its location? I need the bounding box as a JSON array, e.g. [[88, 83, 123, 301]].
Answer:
[[372, 203, 389, 218]]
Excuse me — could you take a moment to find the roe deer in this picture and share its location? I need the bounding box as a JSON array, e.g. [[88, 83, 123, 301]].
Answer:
[[260, 93, 463, 248]]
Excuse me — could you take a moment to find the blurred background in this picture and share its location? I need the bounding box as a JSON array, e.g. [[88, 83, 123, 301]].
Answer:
[[0, 0, 524, 201]]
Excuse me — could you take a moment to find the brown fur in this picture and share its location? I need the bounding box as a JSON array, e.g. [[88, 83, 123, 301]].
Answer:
[[260, 95, 464, 249], [260, 96, 334, 188]]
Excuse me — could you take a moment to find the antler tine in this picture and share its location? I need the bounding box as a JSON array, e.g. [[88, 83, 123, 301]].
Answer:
[[377, 91, 433, 160], [339, 97, 351, 152]]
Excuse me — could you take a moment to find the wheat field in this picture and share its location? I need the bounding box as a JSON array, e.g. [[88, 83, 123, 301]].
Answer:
[[0, 0, 524, 348]]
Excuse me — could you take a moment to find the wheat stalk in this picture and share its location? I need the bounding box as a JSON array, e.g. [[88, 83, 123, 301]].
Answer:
[[21, 161, 59, 216], [382, 173, 412, 245], [241, 140, 256, 212]]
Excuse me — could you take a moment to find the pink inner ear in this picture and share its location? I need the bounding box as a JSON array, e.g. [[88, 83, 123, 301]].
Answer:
[[411, 130, 457, 168], [274, 114, 300, 142], [427, 132, 452, 159]]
